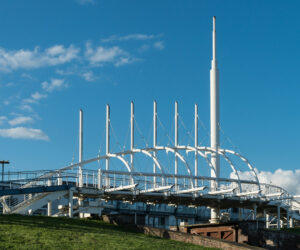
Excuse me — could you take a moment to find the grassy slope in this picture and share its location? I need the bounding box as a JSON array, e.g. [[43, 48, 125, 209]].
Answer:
[[0, 215, 215, 249]]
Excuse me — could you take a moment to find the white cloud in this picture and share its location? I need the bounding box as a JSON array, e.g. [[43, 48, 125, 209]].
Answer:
[[85, 43, 136, 67], [81, 71, 95, 82], [0, 116, 7, 125], [56, 69, 75, 76], [0, 127, 49, 141], [21, 73, 34, 80], [42, 79, 67, 92], [230, 168, 300, 195], [23, 91, 48, 104], [3, 100, 10, 106], [154, 41, 165, 50], [115, 57, 138, 67], [0, 45, 79, 71], [85, 43, 125, 64], [19, 104, 33, 113], [31, 92, 47, 100], [76, 0, 96, 5], [9, 116, 34, 126], [101, 33, 163, 43]]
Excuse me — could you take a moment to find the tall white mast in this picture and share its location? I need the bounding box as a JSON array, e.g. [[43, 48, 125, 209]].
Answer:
[[153, 100, 157, 187], [210, 16, 220, 223], [106, 104, 110, 186], [130, 102, 135, 185], [79, 109, 83, 188]]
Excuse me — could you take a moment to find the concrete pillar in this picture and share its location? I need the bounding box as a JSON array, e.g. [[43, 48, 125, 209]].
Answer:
[[68, 189, 73, 218], [47, 202, 52, 217], [277, 205, 281, 230], [58, 171, 62, 185], [287, 210, 290, 229], [289, 217, 294, 228], [238, 208, 242, 221], [266, 213, 270, 229], [47, 179, 52, 217], [79, 198, 84, 218], [252, 204, 257, 220]]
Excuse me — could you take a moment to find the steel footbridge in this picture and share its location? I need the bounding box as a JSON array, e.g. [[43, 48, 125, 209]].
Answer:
[[1, 17, 299, 230], [0, 102, 300, 229]]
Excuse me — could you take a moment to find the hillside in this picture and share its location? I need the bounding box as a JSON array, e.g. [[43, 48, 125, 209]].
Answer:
[[0, 215, 214, 249]]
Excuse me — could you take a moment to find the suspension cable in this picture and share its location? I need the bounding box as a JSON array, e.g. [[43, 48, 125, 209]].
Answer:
[[123, 123, 130, 151], [134, 118, 149, 147], [110, 122, 124, 152], [157, 116, 174, 145], [178, 115, 194, 145]]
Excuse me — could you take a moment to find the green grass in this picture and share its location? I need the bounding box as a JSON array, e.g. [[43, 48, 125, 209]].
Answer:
[[0, 215, 216, 249]]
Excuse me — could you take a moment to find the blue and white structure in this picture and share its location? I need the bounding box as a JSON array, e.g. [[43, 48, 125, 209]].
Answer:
[[0, 17, 299, 230]]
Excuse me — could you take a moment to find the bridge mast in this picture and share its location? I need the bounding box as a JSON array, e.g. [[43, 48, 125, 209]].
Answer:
[[79, 109, 83, 188], [106, 104, 110, 186], [153, 101, 157, 187], [130, 101, 134, 171], [174, 101, 178, 190], [194, 104, 198, 187], [210, 16, 220, 223]]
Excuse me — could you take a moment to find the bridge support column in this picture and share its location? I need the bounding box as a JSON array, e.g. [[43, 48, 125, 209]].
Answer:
[[266, 213, 270, 229], [252, 204, 257, 220], [57, 171, 62, 185], [68, 188, 73, 218], [277, 205, 281, 230], [210, 207, 220, 224], [287, 210, 290, 228], [47, 179, 52, 217], [289, 217, 294, 228]]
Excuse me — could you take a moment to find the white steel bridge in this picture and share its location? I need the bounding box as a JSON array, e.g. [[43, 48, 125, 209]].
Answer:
[[1, 17, 300, 230], [0, 102, 300, 230]]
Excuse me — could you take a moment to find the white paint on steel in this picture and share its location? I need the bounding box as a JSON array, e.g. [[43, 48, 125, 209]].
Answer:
[[153, 101, 157, 186], [210, 16, 220, 223], [174, 101, 178, 189], [79, 109, 83, 188], [130, 101, 134, 172], [195, 104, 198, 187], [106, 104, 110, 186]]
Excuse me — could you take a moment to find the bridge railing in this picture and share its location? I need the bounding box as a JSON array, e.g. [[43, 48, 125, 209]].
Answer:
[[2, 168, 299, 214]]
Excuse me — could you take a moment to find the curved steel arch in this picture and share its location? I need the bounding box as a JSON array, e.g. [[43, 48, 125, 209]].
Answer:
[[197, 146, 260, 190], [218, 149, 260, 189], [131, 148, 166, 176], [179, 146, 242, 192], [107, 153, 132, 173], [178, 146, 217, 177]]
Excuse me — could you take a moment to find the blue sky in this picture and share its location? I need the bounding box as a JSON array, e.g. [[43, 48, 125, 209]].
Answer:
[[0, 0, 300, 184]]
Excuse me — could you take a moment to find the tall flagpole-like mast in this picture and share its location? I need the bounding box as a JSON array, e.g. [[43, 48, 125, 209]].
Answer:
[[210, 16, 220, 223]]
